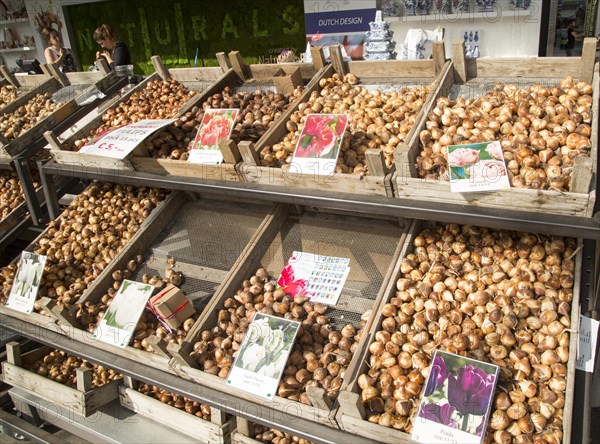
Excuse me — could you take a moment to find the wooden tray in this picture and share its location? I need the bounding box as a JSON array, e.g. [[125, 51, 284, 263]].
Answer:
[[393, 38, 599, 217], [235, 44, 449, 197], [129, 51, 320, 181], [336, 219, 582, 444], [44, 55, 229, 171], [1, 342, 121, 417], [167, 204, 410, 427], [119, 376, 234, 444]]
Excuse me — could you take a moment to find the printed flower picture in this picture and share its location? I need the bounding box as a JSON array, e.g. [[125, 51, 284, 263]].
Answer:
[[293, 114, 349, 159], [412, 351, 499, 443], [34, 0, 63, 34], [231, 314, 300, 380], [193, 109, 239, 151], [9, 252, 46, 302], [447, 141, 510, 193], [277, 263, 309, 298]]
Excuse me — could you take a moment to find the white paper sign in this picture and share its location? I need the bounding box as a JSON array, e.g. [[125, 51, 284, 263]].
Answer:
[[277, 251, 350, 305], [577, 315, 599, 372], [448, 141, 511, 193], [5, 252, 47, 314], [79, 119, 176, 159], [93, 280, 154, 348], [227, 313, 300, 399]]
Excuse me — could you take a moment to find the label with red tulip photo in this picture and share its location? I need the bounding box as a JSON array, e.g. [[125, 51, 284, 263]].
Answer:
[[188, 109, 239, 164], [290, 114, 349, 177], [412, 350, 500, 444], [276, 251, 350, 305]]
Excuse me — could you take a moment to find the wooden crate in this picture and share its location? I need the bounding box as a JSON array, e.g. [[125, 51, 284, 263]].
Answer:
[[44, 55, 229, 172], [119, 377, 233, 444], [129, 51, 320, 181], [335, 219, 583, 444], [1, 342, 121, 417], [231, 417, 312, 444], [167, 204, 410, 427], [394, 38, 599, 217], [234, 43, 449, 197], [41, 193, 275, 375]]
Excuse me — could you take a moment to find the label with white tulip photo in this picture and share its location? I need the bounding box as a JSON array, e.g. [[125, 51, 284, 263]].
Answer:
[[448, 141, 510, 193], [5, 252, 47, 314], [576, 315, 599, 372], [227, 313, 300, 399], [93, 280, 155, 348]]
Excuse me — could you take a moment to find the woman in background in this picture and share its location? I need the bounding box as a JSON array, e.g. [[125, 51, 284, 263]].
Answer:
[[93, 24, 131, 68], [41, 27, 77, 72]]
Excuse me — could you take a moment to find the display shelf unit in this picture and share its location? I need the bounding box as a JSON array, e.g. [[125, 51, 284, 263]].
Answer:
[[385, 8, 531, 22], [0, 46, 35, 53], [1, 48, 598, 444], [0, 18, 29, 27]]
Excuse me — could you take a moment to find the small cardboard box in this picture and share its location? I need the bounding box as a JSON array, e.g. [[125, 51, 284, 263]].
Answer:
[[272, 67, 303, 95], [149, 284, 195, 329]]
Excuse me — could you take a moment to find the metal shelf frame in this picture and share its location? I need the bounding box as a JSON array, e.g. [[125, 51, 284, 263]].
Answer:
[[2, 157, 595, 443]]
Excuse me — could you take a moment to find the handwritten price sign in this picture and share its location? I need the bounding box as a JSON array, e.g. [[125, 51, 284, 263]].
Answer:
[[79, 119, 176, 159]]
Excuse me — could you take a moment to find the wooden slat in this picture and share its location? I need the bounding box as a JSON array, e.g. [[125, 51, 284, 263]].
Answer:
[[580, 37, 596, 83], [238, 141, 260, 166], [365, 148, 388, 177], [571, 156, 594, 194], [219, 139, 241, 164], [0, 65, 20, 87], [170, 67, 225, 83], [216, 52, 232, 72], [76, 366, 92, 391], [130, 157, 241, 181], [6, 342, 21, 366], [311, 46, 326, 70], [452, 40, 467, 83], [337, 412, 417, 443], [119, 386, 232, 443], [49, 60, 70, 87], [151, 55, 171, 80], [432, 41, 446, 76], [229, 51, 248, 81], [329, 45, 347, 76], [50, 150, 135, 170]]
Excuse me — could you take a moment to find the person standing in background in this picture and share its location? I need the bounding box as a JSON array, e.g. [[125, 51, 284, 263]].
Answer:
[[93, 24, 131, 69], [41, 28, 77, 72], [566, 19, 585, 56]]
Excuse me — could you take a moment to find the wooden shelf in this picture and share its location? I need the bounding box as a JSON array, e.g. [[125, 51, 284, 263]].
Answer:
[[385, 8, 532, 23], [0, 46, 36, 53], [0, 18, 29, 27]]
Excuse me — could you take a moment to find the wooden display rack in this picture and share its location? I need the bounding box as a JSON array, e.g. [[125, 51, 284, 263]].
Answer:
[[0, 59, 124, 159], [394, 38, 599, 217], [43, 55, 229, 173], [119, 376, 234, 444], [234, 43, 449, 197], [129, 50, 320, 181], [1, 342, 121, 417], [166, 204, 410, 427], [335, 219, 582, 443]]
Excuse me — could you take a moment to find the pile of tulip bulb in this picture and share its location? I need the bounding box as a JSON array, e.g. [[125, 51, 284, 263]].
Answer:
[[358, 223, 574, 444]]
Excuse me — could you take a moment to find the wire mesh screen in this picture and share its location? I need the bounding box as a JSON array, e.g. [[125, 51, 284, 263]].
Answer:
[[361, 77, 436, 95], [131, 198, 271, 313], [449, 77, 567, 100], [257, 213, 406, 331], [51, 84, 93, 104], [182, 81, 218, 93]]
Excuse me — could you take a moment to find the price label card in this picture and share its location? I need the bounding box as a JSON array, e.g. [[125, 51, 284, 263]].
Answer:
[[79, 119, 176, 159], [93, 280, 154, 348], [227, 313, 300, 399], [5, 252, 47, 314], [448, 141, 511, 193], [576, 315, 599, 372]]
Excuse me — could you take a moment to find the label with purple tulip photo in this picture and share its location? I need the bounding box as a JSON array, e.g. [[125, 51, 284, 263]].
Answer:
[[448, 141, 510, 193], [412, 350, 500, 444]]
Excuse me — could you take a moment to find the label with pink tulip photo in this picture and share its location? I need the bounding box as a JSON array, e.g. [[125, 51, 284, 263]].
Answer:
[[290, 114, 349, 176], [412, 350, 499, 444], [276, 251, 351, 305], [447, 141, 510, 193], [189, 109, 239, 164]]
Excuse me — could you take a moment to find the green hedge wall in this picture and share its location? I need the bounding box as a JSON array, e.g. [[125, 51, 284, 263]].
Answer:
[[67, 0, 306, 74]]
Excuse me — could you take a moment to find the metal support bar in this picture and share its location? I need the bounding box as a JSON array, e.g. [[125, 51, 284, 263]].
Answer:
[[36, 160, 60, 221], [13, 159, 44, 227], [0, 410, 64, 444], [0, 315, 379, 444], [42, 162, 600, 239]]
